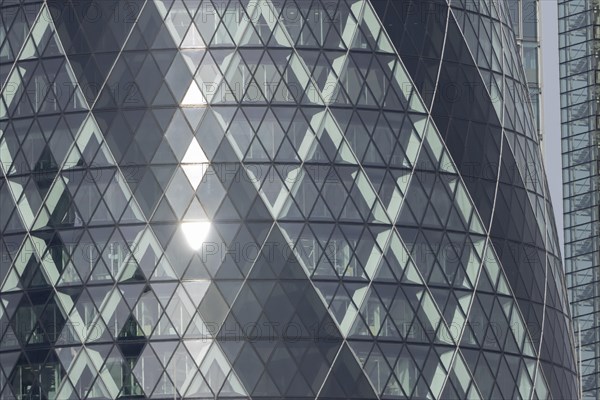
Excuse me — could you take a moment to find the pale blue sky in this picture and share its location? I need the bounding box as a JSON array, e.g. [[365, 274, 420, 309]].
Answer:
[[540, 0, 564, 252]]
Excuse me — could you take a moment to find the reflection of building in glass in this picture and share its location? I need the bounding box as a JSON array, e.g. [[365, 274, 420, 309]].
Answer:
[[0, 1, 577, 399], [559, 0, 600, 398]]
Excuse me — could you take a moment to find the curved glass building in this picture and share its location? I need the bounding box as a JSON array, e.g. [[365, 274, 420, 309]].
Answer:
[[0, 0, 577, 399]]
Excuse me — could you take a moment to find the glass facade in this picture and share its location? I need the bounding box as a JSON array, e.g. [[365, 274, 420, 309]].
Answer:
[[559, 0, 600, 398], [0, 0, 577, 399], [507, 0, 542, 140]]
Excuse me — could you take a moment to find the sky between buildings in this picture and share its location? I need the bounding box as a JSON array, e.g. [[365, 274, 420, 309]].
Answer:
[[540, 0, 564, 254]]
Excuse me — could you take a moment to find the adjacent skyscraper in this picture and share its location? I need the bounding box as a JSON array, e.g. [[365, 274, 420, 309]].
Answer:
[[559, 0, 600, 398], [0, 1, 577, 399]]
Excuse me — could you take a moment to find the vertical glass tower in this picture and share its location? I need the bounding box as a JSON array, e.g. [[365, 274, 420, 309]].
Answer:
[[559, 0, 600, 398], [0, 1, 577, 399]]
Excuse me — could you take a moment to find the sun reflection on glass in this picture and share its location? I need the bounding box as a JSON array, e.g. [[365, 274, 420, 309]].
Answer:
[[181, 221, 211, 250], [182, 81, 206, 106]]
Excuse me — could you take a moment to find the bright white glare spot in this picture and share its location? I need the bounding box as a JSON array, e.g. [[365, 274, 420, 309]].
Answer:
[[182, 221, 211, 250], [182, 81, 206, 106], [182, 138, 208, 189], [183, 139, 208, 164]]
